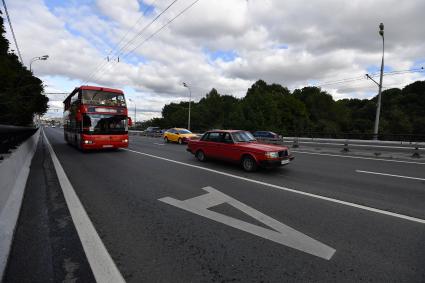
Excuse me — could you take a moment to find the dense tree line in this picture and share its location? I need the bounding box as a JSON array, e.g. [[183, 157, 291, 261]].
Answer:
[[139, 79, 425, 138], [0, 12, 48, 126]]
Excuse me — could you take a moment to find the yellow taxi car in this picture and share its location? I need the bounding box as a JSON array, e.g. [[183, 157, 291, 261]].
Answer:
[[163, 128, 197, 144]]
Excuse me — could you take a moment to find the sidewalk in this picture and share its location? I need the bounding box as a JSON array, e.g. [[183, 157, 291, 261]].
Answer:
[[3, 136, 95, 282]]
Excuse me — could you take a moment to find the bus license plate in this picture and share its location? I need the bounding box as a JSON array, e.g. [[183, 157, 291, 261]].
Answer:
[[281, 159, 289, 165], [103, 145, 113, 148]]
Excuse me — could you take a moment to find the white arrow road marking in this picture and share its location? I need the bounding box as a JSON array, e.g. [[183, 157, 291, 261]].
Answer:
[[159, 187, 336, 260]]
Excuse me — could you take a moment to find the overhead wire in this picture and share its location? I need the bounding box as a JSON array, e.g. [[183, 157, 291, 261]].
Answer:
[[90, 0, 201, 84], [82, 1, 158, 84], [1, 0, 24, 63], [121, 0, 201, 61], [314, 67, 425, 88], [84, 0, 179, 84]]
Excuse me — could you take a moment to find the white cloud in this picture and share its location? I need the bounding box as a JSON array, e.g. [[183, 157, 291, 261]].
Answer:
[[3, 0, 425, 120]]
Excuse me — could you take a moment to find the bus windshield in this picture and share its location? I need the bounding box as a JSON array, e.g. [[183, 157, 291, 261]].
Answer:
[[82, 90, 126, 107], [82, 114, 127, 134]]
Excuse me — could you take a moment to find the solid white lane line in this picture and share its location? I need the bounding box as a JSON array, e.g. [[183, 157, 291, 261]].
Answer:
[[43, 130, 125, 283], [356, 170, 425, 181], [124, 148, 425, 225], [292, 150, 425, 165]]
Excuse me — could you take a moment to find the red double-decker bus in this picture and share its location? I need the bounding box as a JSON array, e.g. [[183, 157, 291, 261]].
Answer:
[[63, 85, 131, 150]]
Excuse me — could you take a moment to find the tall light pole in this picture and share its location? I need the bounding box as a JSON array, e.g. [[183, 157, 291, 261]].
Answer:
[[128, 98, 136, 127], [373, 23, 384, 140], [183, 82, 192, 131], [30, 55, 49, 72]]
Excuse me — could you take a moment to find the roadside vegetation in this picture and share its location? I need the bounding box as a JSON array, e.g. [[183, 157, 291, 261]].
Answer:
[[0, 12, 48, 126], [139, 79, 425, 138]]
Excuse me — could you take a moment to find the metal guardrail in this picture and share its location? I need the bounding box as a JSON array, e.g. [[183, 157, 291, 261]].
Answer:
[[280, 132, 425, 143], [0, 125, 38, 158], [128, 130, 423, 158], [282, 137, 423, 158]]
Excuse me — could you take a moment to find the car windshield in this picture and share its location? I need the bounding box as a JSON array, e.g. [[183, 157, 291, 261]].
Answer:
[[82, 90, 126, 107], [231, 131, 256, 142], [82, 114, 127, 134], [178, 129, 192, 134]]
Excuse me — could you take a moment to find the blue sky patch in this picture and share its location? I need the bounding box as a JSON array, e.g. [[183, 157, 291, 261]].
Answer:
[[139, 0, 155, 15], [204, 48, 238, 62], [411, 59, 425, 71], [308, 80, 320, 86], [274, 44, 289, 49], [366, 65, 393, 75]]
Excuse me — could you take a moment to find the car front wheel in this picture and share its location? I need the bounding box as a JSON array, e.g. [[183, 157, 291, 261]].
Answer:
[[196, 150, 206, 162], [241, 156, 257, 172]]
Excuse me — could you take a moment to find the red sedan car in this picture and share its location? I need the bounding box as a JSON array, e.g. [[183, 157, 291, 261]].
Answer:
[[187, 130, 294, 172]]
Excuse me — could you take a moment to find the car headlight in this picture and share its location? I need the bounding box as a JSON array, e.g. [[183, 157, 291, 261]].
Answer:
[[265, 152, 279, 158]]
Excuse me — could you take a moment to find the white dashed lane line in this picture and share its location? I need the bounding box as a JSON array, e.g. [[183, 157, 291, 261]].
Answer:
[[292, 150, 425, 165], [356, 170, 425, 181]]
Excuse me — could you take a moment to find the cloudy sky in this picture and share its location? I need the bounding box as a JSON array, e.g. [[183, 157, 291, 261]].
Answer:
[[2, 0, 425, 120]]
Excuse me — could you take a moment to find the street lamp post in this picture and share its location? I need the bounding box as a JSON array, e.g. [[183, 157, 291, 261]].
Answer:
[[373, 23, 384, 140], [128, 98, 136, 127], [183, 82, 192, 131], [29, 55, 49, 72]]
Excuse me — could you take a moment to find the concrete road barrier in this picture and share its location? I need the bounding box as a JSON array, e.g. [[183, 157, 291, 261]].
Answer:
[[0, 129, 40, 280]]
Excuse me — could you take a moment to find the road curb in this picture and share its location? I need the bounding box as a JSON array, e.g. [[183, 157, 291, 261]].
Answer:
[[0, 129, 40, 280]]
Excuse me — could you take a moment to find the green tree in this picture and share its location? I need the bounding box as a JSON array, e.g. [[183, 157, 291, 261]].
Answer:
[[400, 81, 425, 135], [0, 12, 48, 126]]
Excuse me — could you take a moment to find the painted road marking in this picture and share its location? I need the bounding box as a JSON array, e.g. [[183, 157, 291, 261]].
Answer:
[[292, 150, 425, 165], [43, 130, 126, 283], [153, 143, 165, 146], [125, 148, 425, 224], [160, 187, 335, 260], [356, 170, 425, 181]]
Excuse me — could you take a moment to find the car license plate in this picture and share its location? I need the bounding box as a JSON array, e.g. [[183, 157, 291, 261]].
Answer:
[[103, 145, 113, 148], [281, 159, 289, 165]]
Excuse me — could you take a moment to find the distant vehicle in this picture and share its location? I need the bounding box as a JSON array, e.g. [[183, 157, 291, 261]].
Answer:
[[163, 128, 197, 144], [252, 131, 281, 140], [187, 130, 294, 172], [51, 125, 56, 128], [144, 126, 161, 136], [63, 85, 131, 150]]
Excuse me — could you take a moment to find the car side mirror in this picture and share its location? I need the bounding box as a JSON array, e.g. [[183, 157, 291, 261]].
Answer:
[[176, 133, 180, 135]]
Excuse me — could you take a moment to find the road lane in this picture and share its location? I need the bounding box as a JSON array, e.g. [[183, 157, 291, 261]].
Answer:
[[128, 135, 425, 219], [44, 128, 425, 282]]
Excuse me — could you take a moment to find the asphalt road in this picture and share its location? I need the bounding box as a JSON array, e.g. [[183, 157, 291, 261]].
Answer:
[[35, 128, 425, 282]]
